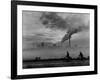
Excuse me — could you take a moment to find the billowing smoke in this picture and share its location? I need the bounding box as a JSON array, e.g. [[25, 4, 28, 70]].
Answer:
[[40, 12, 68, 30], [40, 12, 89, 42]]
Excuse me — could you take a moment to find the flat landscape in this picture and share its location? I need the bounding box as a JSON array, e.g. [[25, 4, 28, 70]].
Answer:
[[23, 59, 89, 69], [23, 39, 89, 69]]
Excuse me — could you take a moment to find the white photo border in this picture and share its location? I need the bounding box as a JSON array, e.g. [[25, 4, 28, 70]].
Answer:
[[17, 5, 95, 75]]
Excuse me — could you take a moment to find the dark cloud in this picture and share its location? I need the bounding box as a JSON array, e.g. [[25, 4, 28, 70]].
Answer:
[[40, 12, 68, 30], [40, 12, 89, 31]]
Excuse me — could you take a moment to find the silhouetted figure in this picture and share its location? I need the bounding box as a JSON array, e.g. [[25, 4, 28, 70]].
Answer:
[[65, 51, 72, 60], [35, 57, 41, 61], [78, 51, 84, 60]]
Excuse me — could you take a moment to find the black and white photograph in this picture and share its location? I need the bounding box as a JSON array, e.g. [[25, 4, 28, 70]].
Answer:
[[22, 11, 90, 69], [11, 1, 97, 79]]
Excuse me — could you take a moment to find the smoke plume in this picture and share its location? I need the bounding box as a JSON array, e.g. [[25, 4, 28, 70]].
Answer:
[[40, 12, 89, 41]]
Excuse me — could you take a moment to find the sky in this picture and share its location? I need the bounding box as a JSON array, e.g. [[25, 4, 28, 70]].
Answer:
[[22, 11, 90, 59], [22, 11, 90, 43]]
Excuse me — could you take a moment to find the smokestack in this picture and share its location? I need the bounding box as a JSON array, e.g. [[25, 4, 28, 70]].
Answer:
[[61, 33, 71, 43], [61, 27, 82, 47]]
